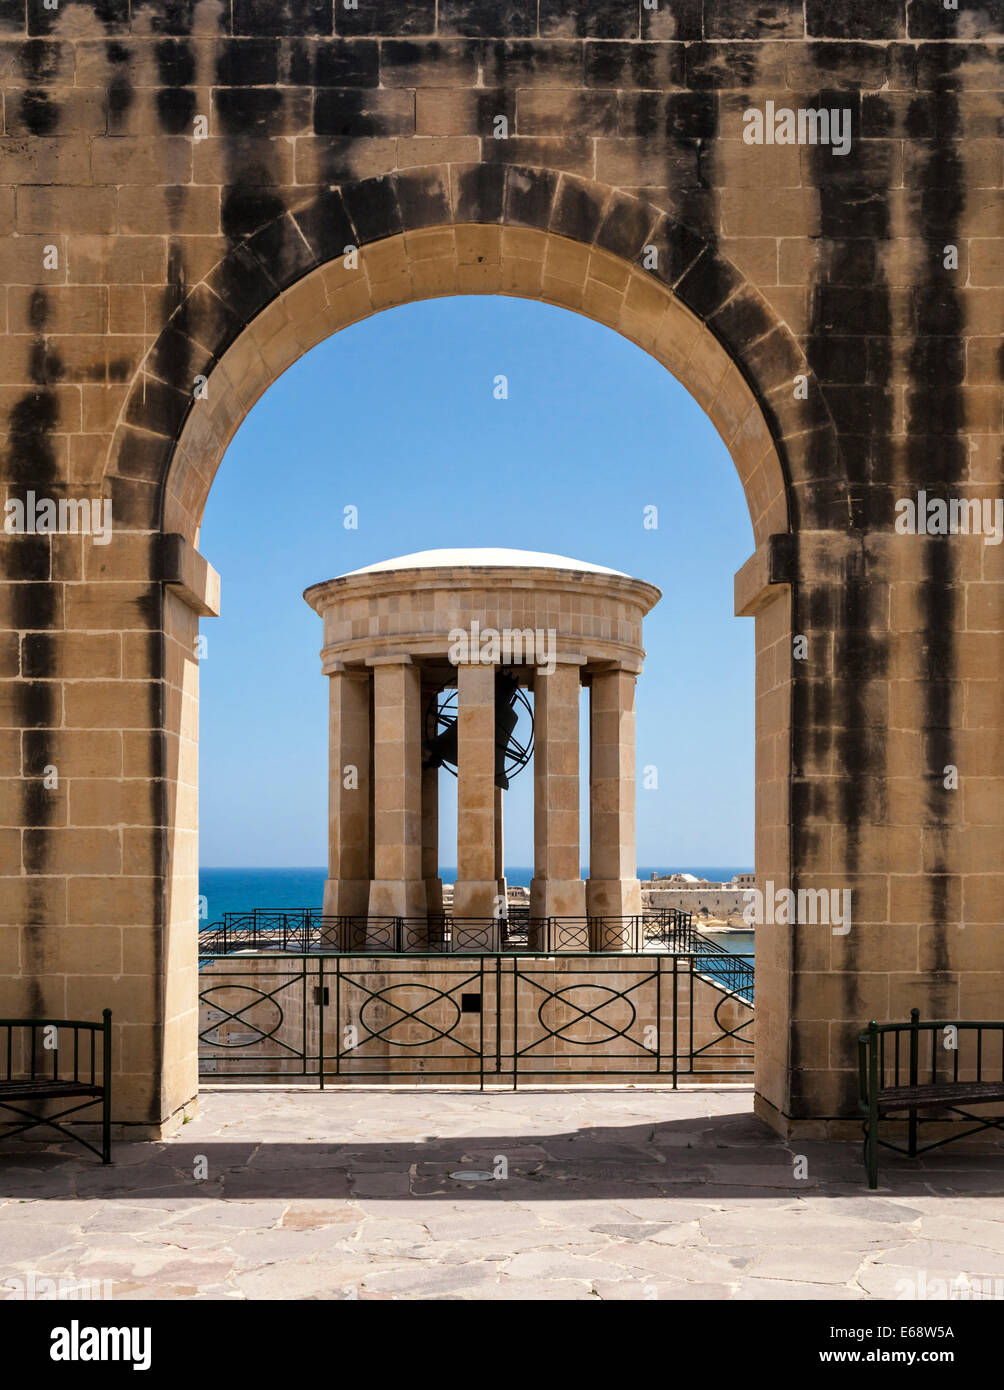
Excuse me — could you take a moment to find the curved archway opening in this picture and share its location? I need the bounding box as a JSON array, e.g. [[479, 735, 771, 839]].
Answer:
[[117, 215, 796, 1123], [197, 292, 755, 895], [151, 224, 791, 547]]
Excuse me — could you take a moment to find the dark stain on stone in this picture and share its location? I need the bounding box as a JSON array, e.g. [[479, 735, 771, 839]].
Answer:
[[16, 681, 55, 732], [11, 584, 60, 633], [779, 64, 893, 1094], [453, 162, 506, 225], [2, 535, 49, 584], [807, 0, 905, 42], [221, 184, 287, 242], [217, 86, 285, 134], [236, 0, 334, 37], [116, 429, 175, 484], [594, 190, 653, 262], [20, 632, 59, 679], [146, 0, 199, 34], [393, 170, 451, 232], [18, 38, 62, 85], [218, 38, 281, 86], [16, 34, 60, 136], [104, 39, 133, 131], [20, 778, 54, 828], [334, 0, 433, 38], [539, 0, 637, 40], [205, 241, 280, 324], [585, 40, 685, 92], [216, 64, 288, 247], [8, 388, 58, 440], [19, 90, 58, 134], [667, 91, 717, 142], [27, 287, 47, 333], [242, 210, 314, 283], [502, 164, 558, 230], [340, 174, 404, 244], [291, 187, 356, 266], [153, 36, 195, 86], [801, 94, 894, 888], [22, 731, 54, 778], [313, 87, 394, 139], [155, 38, 196, 135], [290, 36, 377, 87], [439, 0, 535, 38], [5, 292, 60, 486], [156, 85, 197, 135], [906, 58, 966, 986], [550, 176, 605, 246]]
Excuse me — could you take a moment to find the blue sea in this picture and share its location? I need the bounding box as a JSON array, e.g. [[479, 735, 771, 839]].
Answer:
[[199, 866, 753, 923]]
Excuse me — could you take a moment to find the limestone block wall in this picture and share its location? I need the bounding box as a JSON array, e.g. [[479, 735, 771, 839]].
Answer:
[[0, 0, 998, 1137], [646, 889, 748, 916]]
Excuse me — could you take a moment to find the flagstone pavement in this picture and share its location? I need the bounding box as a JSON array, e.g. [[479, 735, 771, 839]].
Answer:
[[2, 1087, 1003, 1301]]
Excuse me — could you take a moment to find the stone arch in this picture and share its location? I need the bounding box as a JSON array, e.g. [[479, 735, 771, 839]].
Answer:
[[106, 165, 827, 1128], [106, 165, 840, 547]]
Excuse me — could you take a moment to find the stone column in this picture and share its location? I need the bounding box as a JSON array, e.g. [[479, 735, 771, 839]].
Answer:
[[530, 661, 586, 947], [587, 667, 642, 947], [452, 663, 498, 919], [421, 678, 444, 924], [321, 667, 371, 919], [494, 785, 506, 911], [422, 763, 443, 917], [367, 657, 427, 922]]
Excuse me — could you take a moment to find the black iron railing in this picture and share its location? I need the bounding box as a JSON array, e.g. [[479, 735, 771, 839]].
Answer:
[[200, 907, 684, 951], [662, 916, 755, 1002], [197, 907, 754, 1001], [197, 951, 754, 1088], [197, 908, 754, 1001]]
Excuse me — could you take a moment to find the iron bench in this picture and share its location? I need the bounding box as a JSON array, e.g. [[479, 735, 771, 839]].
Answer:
[[0, 1011, 112, 1163], [858, 1009, 1004, 1188]]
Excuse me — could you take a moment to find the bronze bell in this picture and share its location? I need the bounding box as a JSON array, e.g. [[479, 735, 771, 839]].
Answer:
[[423, 671, 523, 790]]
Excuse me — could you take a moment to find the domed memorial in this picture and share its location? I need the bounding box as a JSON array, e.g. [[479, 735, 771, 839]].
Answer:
[[304, 549, 660, 950]]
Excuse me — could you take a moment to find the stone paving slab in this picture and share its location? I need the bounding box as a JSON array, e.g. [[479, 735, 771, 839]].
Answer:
[[0, 1088, 1002, 1301]]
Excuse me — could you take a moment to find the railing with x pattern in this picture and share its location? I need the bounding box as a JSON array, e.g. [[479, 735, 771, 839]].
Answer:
[[197, 951, 754, 1088]]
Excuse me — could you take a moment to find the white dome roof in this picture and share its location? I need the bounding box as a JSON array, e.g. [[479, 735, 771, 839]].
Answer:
[[340, 548, 626, 577]]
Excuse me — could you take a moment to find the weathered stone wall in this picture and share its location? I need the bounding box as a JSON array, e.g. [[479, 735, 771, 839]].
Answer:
[[646, 888, 747, 917], [0, 1, 999, 1137]]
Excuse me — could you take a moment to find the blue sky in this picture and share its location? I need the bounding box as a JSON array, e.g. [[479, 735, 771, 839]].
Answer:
[[198, 294, 755, 869]]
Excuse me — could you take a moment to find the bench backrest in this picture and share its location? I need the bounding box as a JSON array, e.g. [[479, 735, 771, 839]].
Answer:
[[859, 1010, 1004, 1100], [0, 1012, 112, 1090]]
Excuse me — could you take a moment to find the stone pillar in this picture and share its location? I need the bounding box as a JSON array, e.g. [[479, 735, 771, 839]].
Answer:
[[421, 678, 444, 923], [422, 763, 443, 917], [322, 668, 371, 919], [367, 658, 427, 921], [452, 664, 498, 919], [530, 661, 586, 947], [494, 785, 506, 911], [587, 667, 642, 947]]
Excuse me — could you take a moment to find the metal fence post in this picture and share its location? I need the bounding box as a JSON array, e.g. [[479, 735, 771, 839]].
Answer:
[[318, 956, 325, 1090], [672, 955, 678, 1089]]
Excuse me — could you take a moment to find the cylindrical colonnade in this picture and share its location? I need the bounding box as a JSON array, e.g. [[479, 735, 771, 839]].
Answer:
[[304, 550, 660, 951]]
